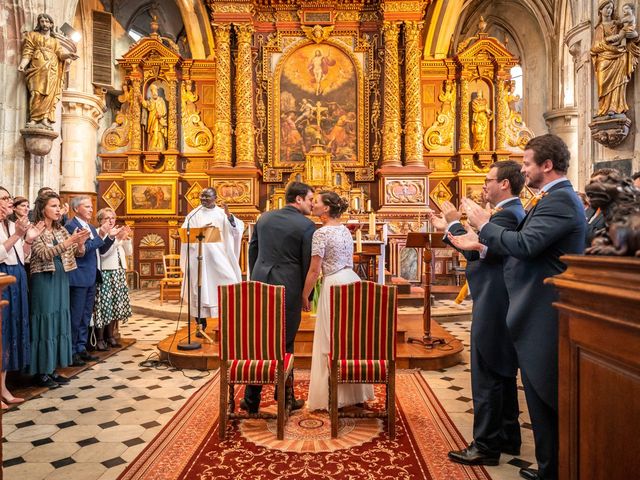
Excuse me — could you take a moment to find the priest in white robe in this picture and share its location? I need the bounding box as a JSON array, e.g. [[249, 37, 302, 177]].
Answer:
[[180, 188, 244, 333]]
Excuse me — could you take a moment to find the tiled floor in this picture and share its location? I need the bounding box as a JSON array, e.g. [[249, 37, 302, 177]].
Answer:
[[2, 312, 535, 480]]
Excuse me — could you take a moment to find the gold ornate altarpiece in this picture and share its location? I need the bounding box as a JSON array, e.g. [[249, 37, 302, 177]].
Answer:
[[97, 3, 534, 286]]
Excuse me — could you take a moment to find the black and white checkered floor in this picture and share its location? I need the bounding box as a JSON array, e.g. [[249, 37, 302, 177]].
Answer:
[[2, 314, 534, 480]]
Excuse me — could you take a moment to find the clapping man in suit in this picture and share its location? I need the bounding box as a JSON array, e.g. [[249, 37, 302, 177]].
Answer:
[[448, 134, 586, 480], [430, 160, 526, 466], [65, 196, 118, 366], [241, 182, 316, 414]]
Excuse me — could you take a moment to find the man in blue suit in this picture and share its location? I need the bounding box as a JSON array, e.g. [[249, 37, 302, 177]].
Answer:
[[65, 196, 117, 366], [432, 160, 526, 466], [450, 134, 587, 480]]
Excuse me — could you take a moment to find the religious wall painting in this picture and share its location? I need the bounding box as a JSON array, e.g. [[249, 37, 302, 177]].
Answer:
[[277, 43, 359, 164], [127, 180, 176, 215]]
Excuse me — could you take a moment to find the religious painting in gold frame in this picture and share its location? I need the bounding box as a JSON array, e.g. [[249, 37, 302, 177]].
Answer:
[[270, 39, 367, 168], [126, 179, 177, 215]]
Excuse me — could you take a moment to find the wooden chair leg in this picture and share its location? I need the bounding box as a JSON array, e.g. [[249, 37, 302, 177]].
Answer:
[[160, 283, 164, 305], [388, 363, 396, 440], [277, 365, 286, 440], [228, 384, 235, 413], [219, 365, 228, 440], [330, 367, 338, 438]]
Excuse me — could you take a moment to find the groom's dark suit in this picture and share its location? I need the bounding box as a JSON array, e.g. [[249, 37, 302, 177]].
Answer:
[[478, 180, 586, 479], [244, 205, 315, 409], [446, 198, 525, 456]]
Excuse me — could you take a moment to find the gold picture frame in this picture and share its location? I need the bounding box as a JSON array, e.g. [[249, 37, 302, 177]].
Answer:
[[126, 179, 177, 215]]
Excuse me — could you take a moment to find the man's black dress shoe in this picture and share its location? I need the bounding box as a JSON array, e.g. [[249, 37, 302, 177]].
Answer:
[[34, 374, 60, 389], [79, 350, 99, 362], [448, 443, 500, 466], [519, 467, 540, 480], [71, 354, 86, 367], [239, 398, 259, 414], [287, 398, 305, 411], [50, 372, 70, 384]]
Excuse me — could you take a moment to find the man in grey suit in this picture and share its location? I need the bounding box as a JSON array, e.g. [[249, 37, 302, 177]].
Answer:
[[242, 182, 316, 414], [450, 134, 587, 480], [432, 160, 526, 466]]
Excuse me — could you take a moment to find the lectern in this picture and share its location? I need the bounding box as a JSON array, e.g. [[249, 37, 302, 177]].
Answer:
[[178, 225, 221, 350], [405, 232, 445, 348]]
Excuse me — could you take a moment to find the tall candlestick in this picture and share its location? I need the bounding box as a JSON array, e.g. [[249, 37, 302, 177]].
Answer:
[[355, 229, 362, 252], [368, 212, 376, 237], [366, 200, 372, 212]]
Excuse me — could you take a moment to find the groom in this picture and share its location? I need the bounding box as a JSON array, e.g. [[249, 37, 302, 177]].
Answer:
[[242, 181, 316, 413]]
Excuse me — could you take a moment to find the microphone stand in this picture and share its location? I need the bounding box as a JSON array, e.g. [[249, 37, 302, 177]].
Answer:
[[178, 205, 202, 351]]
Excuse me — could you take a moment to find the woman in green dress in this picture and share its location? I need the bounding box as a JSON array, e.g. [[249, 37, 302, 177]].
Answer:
[[29, 191, 89, 388]]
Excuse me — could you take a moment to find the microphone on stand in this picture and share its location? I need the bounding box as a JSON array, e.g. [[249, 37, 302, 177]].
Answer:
[[178, 204, 203, 351]]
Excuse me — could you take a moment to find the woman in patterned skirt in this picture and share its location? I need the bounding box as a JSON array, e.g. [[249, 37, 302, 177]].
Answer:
[[93, 208, 132, 350], [29, 191, 89, 388]]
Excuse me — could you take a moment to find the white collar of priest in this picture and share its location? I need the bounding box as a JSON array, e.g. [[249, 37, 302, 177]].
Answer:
[[540, 176, 568, 193]]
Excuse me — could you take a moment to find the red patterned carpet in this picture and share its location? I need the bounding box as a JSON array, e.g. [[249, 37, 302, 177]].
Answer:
[[119, 371, 490, 480]]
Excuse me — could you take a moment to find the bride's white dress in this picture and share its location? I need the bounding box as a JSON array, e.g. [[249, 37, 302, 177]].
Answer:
[[306, 225, 375, 411]]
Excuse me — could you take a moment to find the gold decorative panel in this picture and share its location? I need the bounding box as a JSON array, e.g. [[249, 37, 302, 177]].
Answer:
[[212, 179, 253, 204], [184, 181, 204, 209], [384, 178, 426, 204], [429, 181, 453, 207], [102, 182, 125, 211]]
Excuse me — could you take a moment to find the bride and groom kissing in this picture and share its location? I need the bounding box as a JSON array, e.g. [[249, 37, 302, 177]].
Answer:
[[241, 181, 373, 414]]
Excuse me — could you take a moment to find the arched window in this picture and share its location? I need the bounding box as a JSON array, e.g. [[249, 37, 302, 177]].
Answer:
[[510, 65, 524, 113]]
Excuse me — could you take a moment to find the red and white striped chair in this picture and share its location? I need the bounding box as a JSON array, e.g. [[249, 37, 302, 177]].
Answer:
[[218, 281, 293, 440], [328, 281, 398, 439]]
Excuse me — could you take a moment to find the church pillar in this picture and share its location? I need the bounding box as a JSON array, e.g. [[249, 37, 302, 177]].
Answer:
[[382, 21, 402, 167], [495, 74, 508, 152], [60, 90, 106, 202], [213, 24, 232, 167], [234, 23, 255, 168], [544, 107, 579, 186], [459, 76, 471, 151], [403, 21, 425, 168]]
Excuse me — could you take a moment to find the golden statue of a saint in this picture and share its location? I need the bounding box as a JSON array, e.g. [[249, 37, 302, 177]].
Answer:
[[591, 0, 640, 116], [138, 84, 168, 151], [18, 13, 78, 129], [471, 91, 493, 151]]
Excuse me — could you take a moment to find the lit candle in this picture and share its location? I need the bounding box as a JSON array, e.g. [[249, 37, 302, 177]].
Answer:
[[368, 212, 376, 237], [355, 229, 362, 252], [366, 200, 372, 212], [278, 197, 283, 209], [265, 200, 270, 212]]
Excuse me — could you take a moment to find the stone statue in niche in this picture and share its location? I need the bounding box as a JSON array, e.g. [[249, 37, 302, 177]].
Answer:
[[471, 91, 492, 151], [589, 0, 640, 147], [18, 13, 78, 129]]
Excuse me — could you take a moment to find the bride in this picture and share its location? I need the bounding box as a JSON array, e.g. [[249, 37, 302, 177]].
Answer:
[[302, 191, 374, 411]]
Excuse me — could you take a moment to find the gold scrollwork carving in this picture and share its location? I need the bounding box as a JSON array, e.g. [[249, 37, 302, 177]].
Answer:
[[102, 83, 134, 151], [382, 1, 427, 13], [214, 24, 232, 167], [213, 180, 252, 204], [503, 80, 534, 149], [385, 179, 425, 204], [404, 21, 424, 166], [234, 23, 255, 167], [424, 80, 456, 152], [459, 77, 471, 150], [181, 80, 213, 151], [139, 233, 165, 247]]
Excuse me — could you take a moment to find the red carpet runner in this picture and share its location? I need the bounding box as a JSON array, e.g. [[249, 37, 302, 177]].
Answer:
[[120, 371, 490, 480]]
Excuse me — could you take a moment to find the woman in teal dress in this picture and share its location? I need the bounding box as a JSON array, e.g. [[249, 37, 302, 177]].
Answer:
[[29, 191, 89, 388]]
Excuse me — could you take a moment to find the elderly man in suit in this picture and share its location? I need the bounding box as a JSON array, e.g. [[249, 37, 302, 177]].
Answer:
[[241, 182, 316, 414], [449, 134, 587, 480], [65, 196, 118, 366], [431, 160, 526, 466]]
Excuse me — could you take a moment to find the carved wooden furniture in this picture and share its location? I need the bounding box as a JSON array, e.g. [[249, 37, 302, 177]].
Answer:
[[217, 281, 292, 440], [159, 254, 182, 305], [545, 256, 640, 480], [328, 281, 398, 439]]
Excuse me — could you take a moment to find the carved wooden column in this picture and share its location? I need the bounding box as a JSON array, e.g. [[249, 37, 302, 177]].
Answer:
[[234, 23, 255, 168], [403, 21, 425, 168], [213, 24, 232, 167], [164, 77, 179, 171], [459, 75, 471, 151], [128, 76, 143, 170], [382, 21, 402, 167]]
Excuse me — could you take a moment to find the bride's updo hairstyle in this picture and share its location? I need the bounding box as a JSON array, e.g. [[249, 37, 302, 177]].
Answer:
[[319, 191, 349, 218]]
